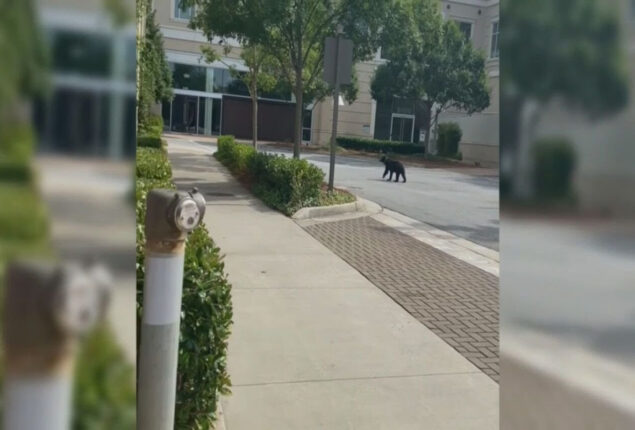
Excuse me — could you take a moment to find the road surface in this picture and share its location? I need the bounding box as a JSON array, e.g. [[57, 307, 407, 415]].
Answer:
[[265, 146, 500, 250], [186, 138, 499, 250]]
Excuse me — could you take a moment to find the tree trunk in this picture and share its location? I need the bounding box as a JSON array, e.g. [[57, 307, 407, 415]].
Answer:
[[293, 67, 303, 159], [423, 103, 432, 153], [432, 108, 441, 151], [251, 82, 258, 149], [513, 100, 542, 200]]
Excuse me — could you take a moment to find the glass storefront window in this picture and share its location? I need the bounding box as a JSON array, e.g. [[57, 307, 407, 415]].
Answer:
[[51, 30, 112, 78], [171, 63, 207, 92]]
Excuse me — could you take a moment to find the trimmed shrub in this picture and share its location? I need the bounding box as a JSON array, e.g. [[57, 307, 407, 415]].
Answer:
[[0, 160, 32, 182], [337, 137, 425, 155], [250, 154, 324, 214], [437, 122, 462, 156], [140, 114, 164, 139], [0, 124, 36, 162], [73, 325, 136, 429], [0, 184, 48, 241], [137, 135, 164, 149], [532, 137, 576, 200], [135, 144, 233, 428], [214, 136, 325, 215], [136, 147, 172, 180], [175, 225, 233, 428]]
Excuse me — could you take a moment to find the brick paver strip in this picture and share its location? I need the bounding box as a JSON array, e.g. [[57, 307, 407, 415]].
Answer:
[[304, 216, 499, 382]]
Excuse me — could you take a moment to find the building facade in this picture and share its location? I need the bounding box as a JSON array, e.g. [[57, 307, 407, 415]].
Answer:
[[34, 0, 137, 159], [156, 0, 499, 166]]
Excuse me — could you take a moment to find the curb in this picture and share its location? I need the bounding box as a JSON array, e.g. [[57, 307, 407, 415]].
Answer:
[[291, 197, 382, 220]]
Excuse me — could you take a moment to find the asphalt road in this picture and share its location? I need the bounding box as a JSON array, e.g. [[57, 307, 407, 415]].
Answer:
[[265, 146, 500, 250], [186, 139, 499, 250]]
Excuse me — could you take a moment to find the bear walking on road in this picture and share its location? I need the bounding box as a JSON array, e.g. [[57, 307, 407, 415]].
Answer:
[[380, 156, 406, 183]]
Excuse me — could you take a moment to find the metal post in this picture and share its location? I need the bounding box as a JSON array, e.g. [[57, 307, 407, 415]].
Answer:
[[328, 33, 341, 192], [138, 188, 205, 430], [2, 260, 111, 430]]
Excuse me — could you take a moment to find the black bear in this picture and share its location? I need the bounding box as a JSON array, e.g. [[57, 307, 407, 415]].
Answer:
[[380, 156, 406, 183]]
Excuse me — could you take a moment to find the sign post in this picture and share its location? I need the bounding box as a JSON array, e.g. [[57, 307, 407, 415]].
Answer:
[[324, 29, 353, 192]]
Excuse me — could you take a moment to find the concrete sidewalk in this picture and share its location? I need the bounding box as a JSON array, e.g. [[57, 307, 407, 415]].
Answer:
[[166, 138, 498, 430]]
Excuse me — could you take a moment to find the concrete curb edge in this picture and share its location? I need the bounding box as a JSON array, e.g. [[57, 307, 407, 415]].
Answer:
[[291, 197, 383, 220]]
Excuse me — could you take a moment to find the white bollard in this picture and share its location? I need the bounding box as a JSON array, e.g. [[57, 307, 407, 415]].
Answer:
[[2, 261, 111, 430], [138, 188, 205, 430]]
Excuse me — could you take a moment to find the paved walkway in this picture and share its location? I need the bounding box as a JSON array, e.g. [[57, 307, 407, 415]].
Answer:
[[304, 216, 499, 381], [36, 156, 136, 363], [166, 137, 498, 430]]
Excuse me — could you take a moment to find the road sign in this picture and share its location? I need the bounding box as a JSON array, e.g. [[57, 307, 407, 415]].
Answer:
[[324, 36, 353, 86]]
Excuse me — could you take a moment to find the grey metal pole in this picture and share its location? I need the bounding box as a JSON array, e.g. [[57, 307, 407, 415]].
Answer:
[[2, 260, 111, 430], [328, 32, 341, 192], [138, 188, 205, 430]]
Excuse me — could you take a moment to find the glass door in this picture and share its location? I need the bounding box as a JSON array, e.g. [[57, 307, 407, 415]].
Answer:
[[390, 114, 414, 142], [171, 94, 198, 133]]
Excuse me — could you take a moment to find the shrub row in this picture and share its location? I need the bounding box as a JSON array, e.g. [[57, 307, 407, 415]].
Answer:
[[139, 113, 164, 139], [135, 144, 233, 428], [137, 135, 164, 149], [532, 137, 576, 201], [136, 147, 172, 180], [216, 136, 324, 215], [336, 136, 426, 155], [437, 122, 462, 157]]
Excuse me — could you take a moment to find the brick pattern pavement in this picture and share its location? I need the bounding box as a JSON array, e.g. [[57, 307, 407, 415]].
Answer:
[[304, 216, 499, 381]]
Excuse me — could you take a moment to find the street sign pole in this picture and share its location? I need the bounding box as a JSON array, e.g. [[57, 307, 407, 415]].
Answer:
[[328, 33, 341, 192], [324, 29, 352, 193]]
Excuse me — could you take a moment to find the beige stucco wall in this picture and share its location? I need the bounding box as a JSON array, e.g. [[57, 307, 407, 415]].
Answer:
[[311, 60, 380, 145], [535, 28, 635, 213], [438, 0, 499, 165]]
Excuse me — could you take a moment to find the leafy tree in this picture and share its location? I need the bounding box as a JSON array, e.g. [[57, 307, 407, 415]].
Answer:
[[188, 0, 390, 158], [371, 0, 489, 149], [500, 0, 629, 198], [137, 2, 172, 133], [203, 43, 279, 148], [0, 0, 48, 126]]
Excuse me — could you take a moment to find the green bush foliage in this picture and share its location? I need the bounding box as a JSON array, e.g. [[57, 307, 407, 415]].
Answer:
[[0, 160, 32, 182], [532, 137, 576, 200], [215, 136, 325, 215], [216, 136, 256, 174], [137, 135, 164, 149], [336, 137, 426, 155], [140, 114, 164, 139], [73, 325, 136, 430], [437, 122, 462, 156], [249, 154, 324, 215], [136, 147, 172, 180], [0, 184, 48, 241], [175, 225, 233, 428], [0, 124, 36, 162], [135, 146, 233, 428]]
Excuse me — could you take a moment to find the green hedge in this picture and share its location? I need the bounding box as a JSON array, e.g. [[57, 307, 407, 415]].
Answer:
[[0, 184, 49, 242], [437, 122, 462, 157], [336, 137, 425, 155], [215, 136, 325, 215], [137, 135, 164, 149], [136, 147, 172, 180], [532, 137, 576, 200], [135, 146, 233, 428], [0, 160, 32, 182], [139, 113, 164, 139], [0, 124, 36, 162]]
